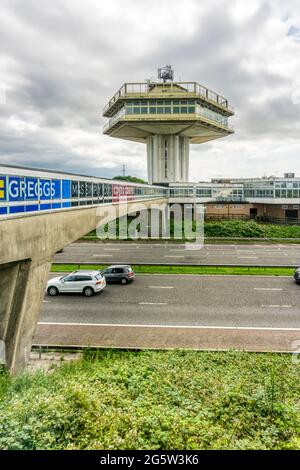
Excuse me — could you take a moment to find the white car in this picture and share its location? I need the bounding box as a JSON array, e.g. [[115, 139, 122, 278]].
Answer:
[[47, 270, 106, 297]]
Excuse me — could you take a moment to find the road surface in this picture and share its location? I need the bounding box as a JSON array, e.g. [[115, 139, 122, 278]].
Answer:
[[53, 242, 300, 266], [35, 274, 300, 352]]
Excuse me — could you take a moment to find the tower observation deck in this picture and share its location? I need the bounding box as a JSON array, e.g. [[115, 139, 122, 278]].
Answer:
[[103, 67, 234, 185]]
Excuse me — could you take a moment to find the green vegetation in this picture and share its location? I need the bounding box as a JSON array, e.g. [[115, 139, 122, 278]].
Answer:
[[51, 263, 294, 277], [204, 220, 300, 239], [81, 220, 300, 241], [0, 350, 299, 450], [112, 176, 147, 184]]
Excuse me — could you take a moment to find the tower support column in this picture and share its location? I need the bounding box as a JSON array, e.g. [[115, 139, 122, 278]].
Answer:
[[147, 134, 190, 185]]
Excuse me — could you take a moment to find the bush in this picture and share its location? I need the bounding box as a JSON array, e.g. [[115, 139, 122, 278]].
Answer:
[[0, 350, 299, 450], [204, 220, 300, 238]]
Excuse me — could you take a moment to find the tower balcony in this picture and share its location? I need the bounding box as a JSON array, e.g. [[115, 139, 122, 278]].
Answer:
[[103, 103, 234, 144], [103, 82, 234, 118]]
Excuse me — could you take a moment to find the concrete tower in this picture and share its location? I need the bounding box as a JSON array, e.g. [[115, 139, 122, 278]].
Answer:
[[103, 66, 234, 185]]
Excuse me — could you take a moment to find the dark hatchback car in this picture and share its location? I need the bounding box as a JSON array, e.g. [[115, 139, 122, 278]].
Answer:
[[100, 265, 135, 284], [294, 268, 300, 284]]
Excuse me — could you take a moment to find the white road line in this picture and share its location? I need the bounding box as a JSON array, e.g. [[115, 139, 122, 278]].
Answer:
[[121, 247, 140, 250], [237, 257, 258, 259], [138, 302, 168, 305], [103, 248, 120, 251], [262, 254, 291, 257], [148, 286, 174, 289], [254, 288, 283, 291], [42, 300, 51, 303], [38, 321, 300, 331], [92, 254, 113, 257], [164, 255, 185, 258], [261, 304, 292, 308], [262, 251, 290, 254], [214, 254, 240, 256]]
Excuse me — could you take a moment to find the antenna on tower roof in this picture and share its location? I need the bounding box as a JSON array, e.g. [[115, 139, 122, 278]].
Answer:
[[158, 65, 174, 82]]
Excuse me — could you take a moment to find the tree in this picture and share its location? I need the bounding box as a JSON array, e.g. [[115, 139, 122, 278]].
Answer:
[[112, 175, 147, 184]]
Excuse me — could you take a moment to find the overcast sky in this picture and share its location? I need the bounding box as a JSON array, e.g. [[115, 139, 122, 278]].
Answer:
[[0, 0, 300, 181]]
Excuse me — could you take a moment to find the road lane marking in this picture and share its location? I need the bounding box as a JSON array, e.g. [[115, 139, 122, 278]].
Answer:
[[262, 254, 293, 257], [164, 255, 185, 258], [237, 256, 258, 259], [261, 304, 292, 308], [138, 302, 168, 305], [254, 288, 283, 291], [92, 254, 113, 257], [148, 286, 174, 289], [104, 248, 120, 251], [38, 322, 300, 331]]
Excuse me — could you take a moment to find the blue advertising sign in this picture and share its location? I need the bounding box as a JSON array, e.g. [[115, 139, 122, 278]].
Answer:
[[39, 179, 54, 200], [0, 176, 6, 201], [7, 176, 61, 201], [24, 177, 38, 200], [51, 180, 61, 199], [62, 180, 71, 199], [0, 174, 75, 216], [8, 177, 24, 201]]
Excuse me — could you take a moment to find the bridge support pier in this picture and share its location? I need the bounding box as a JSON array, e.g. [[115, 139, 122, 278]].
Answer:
[[0, 258, 51, 373]]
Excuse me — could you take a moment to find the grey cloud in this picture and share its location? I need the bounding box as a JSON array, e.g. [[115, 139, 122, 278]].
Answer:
[[288, 25, 300, 41], [1, 0, 300, 180]]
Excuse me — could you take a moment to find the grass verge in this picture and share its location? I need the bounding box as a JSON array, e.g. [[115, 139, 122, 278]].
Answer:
[[51, 263, 295, 276], [0, 349, 299, 450]]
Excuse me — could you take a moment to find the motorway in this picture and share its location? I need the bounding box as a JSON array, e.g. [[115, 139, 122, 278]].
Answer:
[[35, 274, 300, 352], [53, 242, 300, 266]]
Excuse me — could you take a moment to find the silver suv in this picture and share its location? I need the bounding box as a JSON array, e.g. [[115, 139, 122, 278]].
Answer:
[[47, 270, 106, 297], [100, 265, 135, 284]]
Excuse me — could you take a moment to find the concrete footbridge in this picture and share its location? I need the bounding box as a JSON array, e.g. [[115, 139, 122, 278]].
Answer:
[[0, 164, 168, 372]]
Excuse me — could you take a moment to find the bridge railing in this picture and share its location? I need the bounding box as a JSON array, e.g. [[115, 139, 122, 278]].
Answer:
[[0, 166, 168, 218]]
